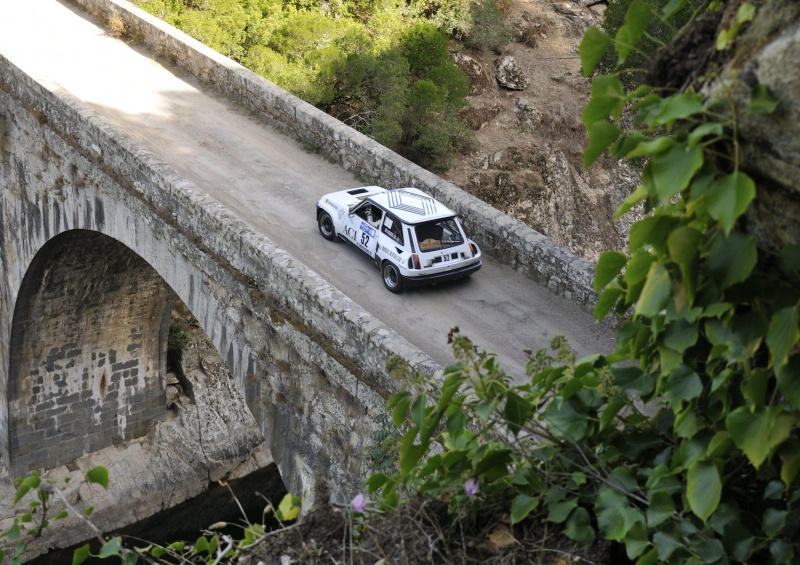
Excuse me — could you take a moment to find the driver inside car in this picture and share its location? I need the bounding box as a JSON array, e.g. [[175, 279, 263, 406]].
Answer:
[[365, 206, 382, 228]]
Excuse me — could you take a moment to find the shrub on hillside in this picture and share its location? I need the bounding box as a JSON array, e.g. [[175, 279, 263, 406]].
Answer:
[[461, 0, 512, 54]]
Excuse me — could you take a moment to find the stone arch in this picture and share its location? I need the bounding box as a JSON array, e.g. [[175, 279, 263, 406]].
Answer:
[[7, 230, 172, 476]]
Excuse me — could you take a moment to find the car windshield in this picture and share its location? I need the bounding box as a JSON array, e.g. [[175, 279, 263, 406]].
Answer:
[[414, 218, 465, 251]]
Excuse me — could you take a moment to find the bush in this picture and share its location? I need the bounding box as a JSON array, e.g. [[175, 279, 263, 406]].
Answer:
[[134, 0, 477, 172], [168, 320, 189, 354], [462, 0, 512, 54], [399, 23, 452, 79], [365, 3, 800, 564]]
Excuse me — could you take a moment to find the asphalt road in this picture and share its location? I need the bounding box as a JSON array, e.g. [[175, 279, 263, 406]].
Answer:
[[0, 0, 614, 379]]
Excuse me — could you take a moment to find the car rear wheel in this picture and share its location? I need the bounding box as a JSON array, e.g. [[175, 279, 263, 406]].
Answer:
[[318, 211, 336, 241], [382, 261, 404, 293]]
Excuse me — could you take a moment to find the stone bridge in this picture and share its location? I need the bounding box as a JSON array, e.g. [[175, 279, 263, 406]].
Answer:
[[0, 0, 602, 527], [0, 50, 428, 498]]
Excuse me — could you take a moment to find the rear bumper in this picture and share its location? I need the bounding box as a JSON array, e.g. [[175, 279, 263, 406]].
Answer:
[[403, 260, 482, 287]]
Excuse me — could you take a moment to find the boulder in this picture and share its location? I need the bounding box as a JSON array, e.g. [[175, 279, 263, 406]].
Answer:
[[494, 56, 529, 90]]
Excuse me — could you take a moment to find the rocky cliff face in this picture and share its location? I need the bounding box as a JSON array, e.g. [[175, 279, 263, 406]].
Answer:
[[446, 0, 639, 262]]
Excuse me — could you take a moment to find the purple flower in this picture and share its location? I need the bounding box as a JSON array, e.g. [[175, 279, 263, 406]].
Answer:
[[352, 493, 367, 513], [464, 478, 479, 497]]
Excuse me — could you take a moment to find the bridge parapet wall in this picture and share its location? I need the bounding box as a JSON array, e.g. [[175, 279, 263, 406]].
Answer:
[[0, 53, 437, 495], [70, 0, 598, 312]]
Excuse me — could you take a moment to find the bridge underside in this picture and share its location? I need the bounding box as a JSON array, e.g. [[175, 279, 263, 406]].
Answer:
[[8, 230, 171, 476]]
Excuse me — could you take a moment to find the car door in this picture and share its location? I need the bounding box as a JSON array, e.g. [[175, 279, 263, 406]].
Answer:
[[345, 201, 382, 258]]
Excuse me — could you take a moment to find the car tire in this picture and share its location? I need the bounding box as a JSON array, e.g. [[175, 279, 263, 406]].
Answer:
[[318, 211, 336, 241], [381, 261, 404, 293]]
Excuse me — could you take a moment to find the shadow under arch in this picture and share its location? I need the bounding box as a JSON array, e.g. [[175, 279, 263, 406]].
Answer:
[[7, 229, 173, 477]]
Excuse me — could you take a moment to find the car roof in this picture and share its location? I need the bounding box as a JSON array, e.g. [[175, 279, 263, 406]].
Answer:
[[368, 187, 454, 224]]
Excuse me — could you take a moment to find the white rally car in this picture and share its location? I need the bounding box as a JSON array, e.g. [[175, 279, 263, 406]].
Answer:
[[316, 186, 482, 293]]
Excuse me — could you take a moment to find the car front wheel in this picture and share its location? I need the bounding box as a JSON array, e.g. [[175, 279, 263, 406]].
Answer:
[[381, 261, 404, 293], [318, 211, 336, 241]]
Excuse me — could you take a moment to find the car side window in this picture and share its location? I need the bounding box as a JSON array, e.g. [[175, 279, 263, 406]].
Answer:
[[355, 203, 383, 228], [381, 215, 404, 245]]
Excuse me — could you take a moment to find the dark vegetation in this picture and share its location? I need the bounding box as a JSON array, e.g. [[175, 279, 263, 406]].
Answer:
[[133, 0, 513, 170]]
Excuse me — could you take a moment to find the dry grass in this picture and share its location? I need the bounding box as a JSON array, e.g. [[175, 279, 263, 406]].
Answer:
[[106, 13, 126, 38], [242, 497, 616, 565]]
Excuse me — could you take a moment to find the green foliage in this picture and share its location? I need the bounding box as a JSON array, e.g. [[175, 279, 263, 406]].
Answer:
[[1, 468, 109, 564], [275, 493, 301, 522], [0, 466, 303, 564], [461, 0, 512, 54], [399, 23, 452, 79], [364, 2, 799, 564], [132, 0, 480, 172], [583, 0, 797, 562], [592, 0, 705, 83], [168, 320, 190, 353], [365, 413, 402, 474]]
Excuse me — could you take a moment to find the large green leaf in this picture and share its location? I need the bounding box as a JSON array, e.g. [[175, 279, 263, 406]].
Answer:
[[652, 92, 705, 127], [615, 185, 647, 221], [748, 83, 780, 114], [579, 26, 611, 77], [767, 305, 800, 375], [72, 544, 91, 565], [625, 136, 674, 158], [777, 356, 800, 406], [694, 538, 725, 563], [653, 531, 682, 561], [600, 397, 626, 431], [667, 225, 701, 301], [704, 172, 756, 234], [548, 497, 578, 523], [779, 440, 800, 487], [544, 397, 589, 441], [650, 144, 704, 202], [595, 251, 628, 292], [687, 122, 723, 148], [582, 75, 625, 126], [664, 365, 703, 404], [594, 287, 624, 320], [663, 319, 699, 353], [763, 508, 788, 538], [504, 390, 532, 435], [615, 0, 651, 64], [635, 262, 672, 319], [584, 120, 621, 168], [612, 366, 654, 396], [624, 520, 651, 559], [646, 490, 676, 527], [628, 215, 678, 253], [564, 507, 595, 545], [473, 448, 513, 480], [511, 494, 540, 525], [98, 537, 123, 559], [704, 233, 756, 291], [686, 460, 721, 522], [399, 427, 428, 476], [726, 406, 796, 468], [595, 487, 643, 541]]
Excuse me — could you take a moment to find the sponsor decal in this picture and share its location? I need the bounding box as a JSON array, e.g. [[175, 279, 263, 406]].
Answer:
[[324, 198, 340, 210], [359, 221, 377, 238], [380, 246, 401, 262]]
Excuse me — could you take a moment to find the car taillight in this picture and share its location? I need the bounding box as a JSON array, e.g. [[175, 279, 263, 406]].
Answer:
[[408, 254, 420, 269], [469, 242, 478, 257]]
